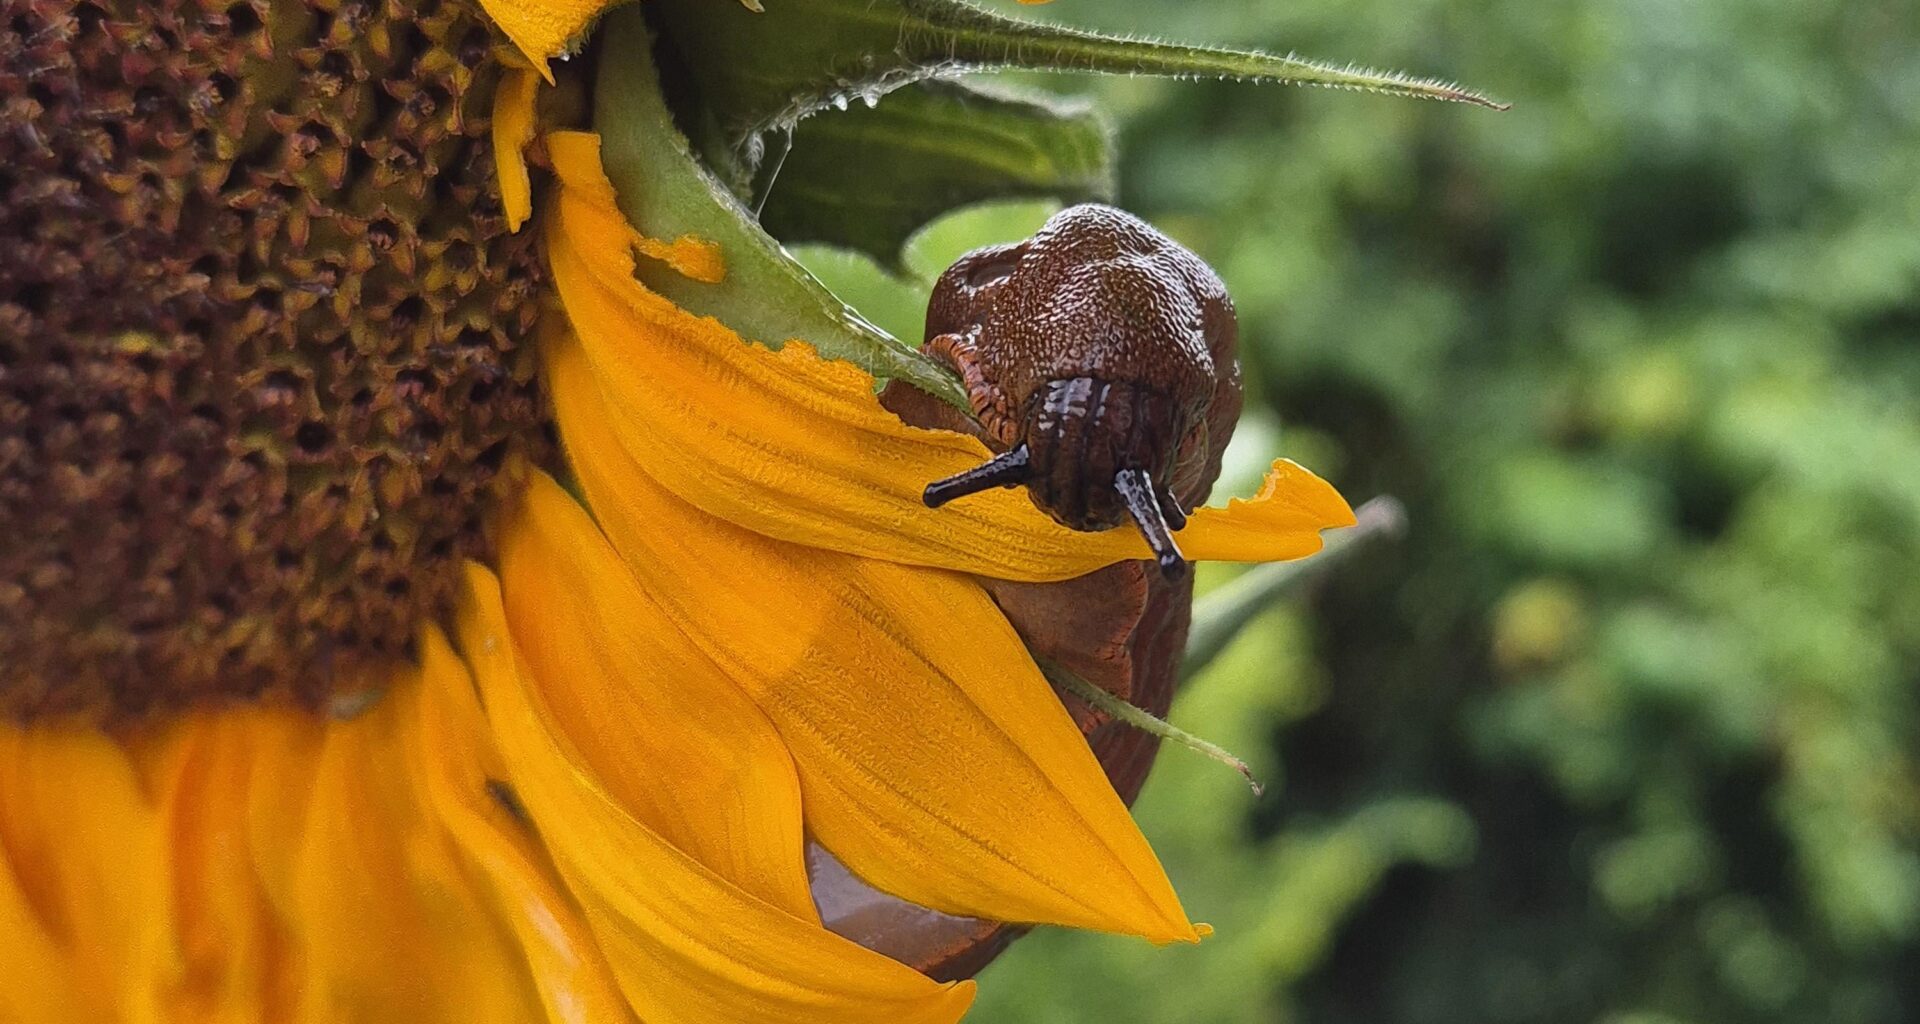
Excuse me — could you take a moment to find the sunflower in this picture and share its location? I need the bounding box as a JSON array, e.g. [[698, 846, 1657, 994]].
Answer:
[[0, 1, 1492, 1020]]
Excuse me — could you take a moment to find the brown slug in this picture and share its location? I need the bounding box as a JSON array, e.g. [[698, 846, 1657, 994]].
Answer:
[[915, 203, 1244, 578], [851, 204, 1245, 979]]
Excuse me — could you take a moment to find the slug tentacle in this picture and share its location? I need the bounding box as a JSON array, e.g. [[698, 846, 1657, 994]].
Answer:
[[924, 445, 1034, 508], [1114, 468, 1188, 579], [1159, 494, 1189, 532]]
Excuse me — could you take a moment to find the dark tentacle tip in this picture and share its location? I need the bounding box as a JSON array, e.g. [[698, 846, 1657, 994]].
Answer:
[[1115, 467, 1187, 580], [924, 444, 1032, 508], [1159, 494, 1188, 532]]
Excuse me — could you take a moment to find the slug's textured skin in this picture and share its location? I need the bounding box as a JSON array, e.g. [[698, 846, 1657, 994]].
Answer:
[[923, 203, 1242, 529], [861, 204, 1243, 978]]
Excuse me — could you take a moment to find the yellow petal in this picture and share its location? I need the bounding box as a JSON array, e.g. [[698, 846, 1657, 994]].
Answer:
[[497, 471, 815, 921], [159, 661, 618, 1024], [543, 130, 1356, 582], [458, 563, 978, 1024], [477, 0, 618, 81], [492, 66, 542, 232], [137, 712, 298, 1024], [548, 326, 1198, 942], [0, 840, 71, 1022], [412, 627, 637, 1024], [0, 719, 173, 1022], [2, 664, 616, 1024], [250, 673, 551, 1024]]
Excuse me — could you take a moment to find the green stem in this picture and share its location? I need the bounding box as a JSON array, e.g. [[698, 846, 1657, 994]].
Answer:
[[1044, 659, 1265, 796], [1182, 496, 1407, 677]]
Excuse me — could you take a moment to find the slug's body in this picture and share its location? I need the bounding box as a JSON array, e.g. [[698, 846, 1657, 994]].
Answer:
[[915, 204, 1243, 576], [863, 205, 1245, 977]]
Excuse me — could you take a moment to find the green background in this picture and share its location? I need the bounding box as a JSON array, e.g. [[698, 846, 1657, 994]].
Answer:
[[794, 0, 1920, 1020]]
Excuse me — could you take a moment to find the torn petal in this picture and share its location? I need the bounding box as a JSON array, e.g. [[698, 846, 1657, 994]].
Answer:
[[547, 329, 1198, 944], [543, 131, 1355, 582], [492, 67, 542, 232], [477, 0, 619, 81], [457, 563, 977, 1024]]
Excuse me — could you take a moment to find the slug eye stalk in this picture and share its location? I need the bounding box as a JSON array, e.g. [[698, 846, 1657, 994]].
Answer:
[[1114, 467, 1187, 580], [922, 453, 1189, 580], [923, 444, 1034, 507]]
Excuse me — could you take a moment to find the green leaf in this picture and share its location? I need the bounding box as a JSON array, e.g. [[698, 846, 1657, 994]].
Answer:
[[645, 0, 1506, 179], [758, 80, 1114, 270], [591, 7, 969, 408]]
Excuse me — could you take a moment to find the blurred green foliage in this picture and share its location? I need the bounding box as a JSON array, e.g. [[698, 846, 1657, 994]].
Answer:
[[795, 0, 1920, 1018]]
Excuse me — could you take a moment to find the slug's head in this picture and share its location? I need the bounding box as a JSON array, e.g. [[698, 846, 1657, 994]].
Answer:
[[925, 377, 1193, 578], [919, 205, 1236, 580]]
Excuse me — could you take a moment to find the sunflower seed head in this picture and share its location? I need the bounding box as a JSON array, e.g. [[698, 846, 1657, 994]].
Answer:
[[1, 0, 550, 717]]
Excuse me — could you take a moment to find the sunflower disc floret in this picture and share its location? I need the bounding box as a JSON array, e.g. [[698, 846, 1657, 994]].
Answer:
[[0, 0, 548, 715]]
